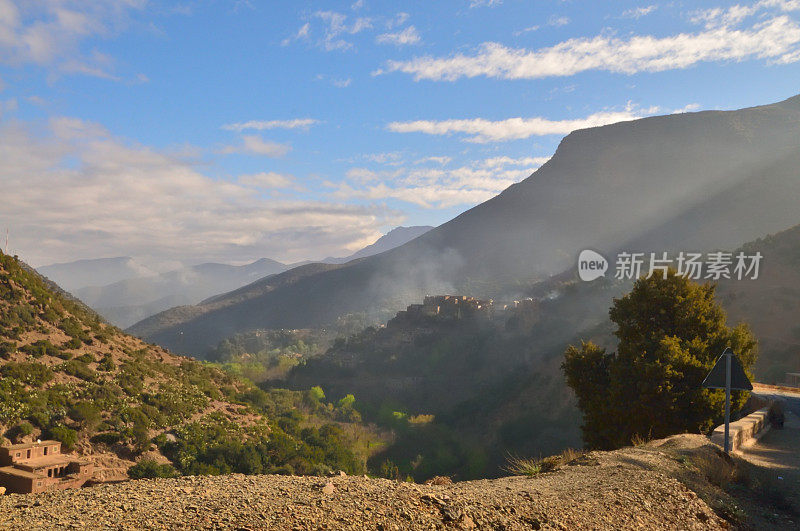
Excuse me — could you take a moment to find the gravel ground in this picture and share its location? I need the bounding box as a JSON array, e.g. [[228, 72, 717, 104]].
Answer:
[[0, 438, 728, 530]]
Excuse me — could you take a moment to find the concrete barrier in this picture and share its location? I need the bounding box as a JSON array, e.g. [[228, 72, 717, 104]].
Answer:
[[710, 406, 770, 452]]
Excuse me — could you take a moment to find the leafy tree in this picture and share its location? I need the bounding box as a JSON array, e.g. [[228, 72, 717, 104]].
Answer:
[[309, 386, 326, 402], [563, 270, 757, 449]]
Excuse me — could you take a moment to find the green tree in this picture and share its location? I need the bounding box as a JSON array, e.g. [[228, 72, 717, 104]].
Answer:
[[563, 270, 757, 449]]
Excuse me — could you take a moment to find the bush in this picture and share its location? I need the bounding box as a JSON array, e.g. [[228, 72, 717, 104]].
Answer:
[[75, 353, 95, 364], [90, 432, 123, 446], [69, 402, 101, 431], [0, 362, 54, 387], [0, 340, 16, 360], [48, 425, 78, 451], [127, 459, 179, 479], [16, 420, 34, 437], [20, 340, 63, 359], [58, 360, 96, 382], [98, 354, 116, 372], [63, 338, 82, 350]]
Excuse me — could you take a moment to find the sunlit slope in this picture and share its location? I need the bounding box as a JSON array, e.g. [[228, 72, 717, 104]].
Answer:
[[132, 95, 800, 356]]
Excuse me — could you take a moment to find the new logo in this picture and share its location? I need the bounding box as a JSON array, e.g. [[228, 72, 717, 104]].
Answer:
[[578, 249, 608, 281]]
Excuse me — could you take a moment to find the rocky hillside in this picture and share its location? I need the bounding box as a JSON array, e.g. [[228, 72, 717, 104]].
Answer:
[[0, 251, 382, 482], [3, 433, 794, 530], [131, 95, 800, 356]]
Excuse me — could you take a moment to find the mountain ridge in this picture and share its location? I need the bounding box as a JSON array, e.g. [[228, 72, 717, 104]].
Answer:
[[131, 94, 800, 356]]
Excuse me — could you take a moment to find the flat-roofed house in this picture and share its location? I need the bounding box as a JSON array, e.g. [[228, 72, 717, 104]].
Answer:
[[0, 440, 93, 494]]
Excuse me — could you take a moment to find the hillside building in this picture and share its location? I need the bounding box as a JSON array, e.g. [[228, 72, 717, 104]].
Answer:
[[0, 440, 93, 494]]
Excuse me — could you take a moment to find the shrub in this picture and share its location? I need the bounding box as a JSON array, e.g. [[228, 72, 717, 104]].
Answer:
[[16, 420, 34, 437], [0, 362, 54, 387], [127, 459, 179, 479], [90, 432, 123, 446], [48, 425, 78, 451], [20, 340, 63, 359], [98, 354, 116, 372], [309, 386, 326, 402], [63, 338, 82, 350], [58, 360, 96, 382], [69, 402, 101, 431], [75, 353, 95, 364], [0, 340, 16, 359]]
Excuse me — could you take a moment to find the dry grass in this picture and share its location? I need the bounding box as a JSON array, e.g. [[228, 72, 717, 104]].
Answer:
[[504, 448, 588, 476], [504, 454, 542, 476], [630, 431, 654, 447], [692, 451, 743, 489]]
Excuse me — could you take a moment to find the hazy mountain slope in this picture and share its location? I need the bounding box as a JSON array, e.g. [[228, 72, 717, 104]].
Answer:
[[72, 226, 430, 328], [132, 95, 800, 356], [715, 224, 800, 383], [74, 258, 288, 328], [37, 257, 152, 293], [323, 226, 434, 264]]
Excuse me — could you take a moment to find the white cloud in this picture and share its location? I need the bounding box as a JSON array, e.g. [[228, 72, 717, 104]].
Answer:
[[313, 10, 372, 51], [0, 0, 144, 78], [222, 118, 319, 132], [332, 77, 352, 87], [281, 22, 310, 46], [0, 117, 401, 266], [386, 12, 409, 29], [376, 25, 421, 46], [220, 136, 291, 157], [671, 103, 701, 114], [332, 155, 549, 209], [386, 104, 661, 143], [548, 15, 570, 27], [469, 0, 502, 7], [377, 14, 800, 81], [362, 152, 404, 165], [415, 156, 451, 165], [238, 172, 297, 189], [513, 25, 540, 36], [690, 1, 800, 29], [621, 5, 658, 19], [480, 155, 550, 168]]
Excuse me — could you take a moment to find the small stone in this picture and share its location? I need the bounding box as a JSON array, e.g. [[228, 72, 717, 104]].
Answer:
[[322, 482, 335, 495]]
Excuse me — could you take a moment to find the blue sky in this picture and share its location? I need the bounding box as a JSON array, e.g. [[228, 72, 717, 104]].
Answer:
[[1, 0, 800, 268]]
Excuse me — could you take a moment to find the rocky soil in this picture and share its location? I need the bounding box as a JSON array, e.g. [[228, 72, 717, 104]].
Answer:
[[0, 435, 736, 530]]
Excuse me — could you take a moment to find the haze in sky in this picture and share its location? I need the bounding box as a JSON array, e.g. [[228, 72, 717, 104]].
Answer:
[[1, 0, 799, 268]]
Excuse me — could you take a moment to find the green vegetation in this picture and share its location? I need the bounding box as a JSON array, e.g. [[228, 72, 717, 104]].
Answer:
[[127, 459, 179, 479], [563, 270, 757, 449], [207, 329, 332, 382], [160, 412, 363, 476], [0, 251, 381, 481]]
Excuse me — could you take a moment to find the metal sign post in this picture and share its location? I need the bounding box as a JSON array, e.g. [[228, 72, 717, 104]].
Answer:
[[702, 347, 752, 454]]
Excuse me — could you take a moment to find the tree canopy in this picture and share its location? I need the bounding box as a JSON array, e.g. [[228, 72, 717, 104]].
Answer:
[[563, 270, 757, 449]]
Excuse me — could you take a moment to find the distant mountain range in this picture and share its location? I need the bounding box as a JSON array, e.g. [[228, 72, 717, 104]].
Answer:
[[321, 226, 433, 264], [128, 94, 800, 357], [37, 226, 433, 328], [37, 257, 153, 293]]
